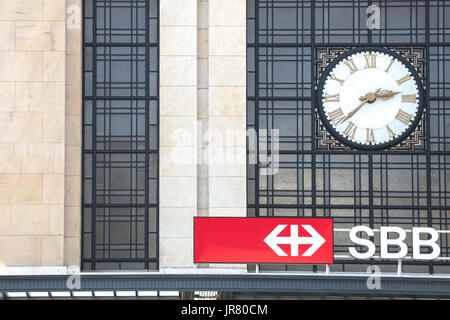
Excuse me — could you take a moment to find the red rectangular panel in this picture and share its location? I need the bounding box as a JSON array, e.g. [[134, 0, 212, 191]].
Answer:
[[194, 217, 333, 264]]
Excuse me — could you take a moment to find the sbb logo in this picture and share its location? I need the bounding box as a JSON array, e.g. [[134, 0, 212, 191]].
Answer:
[[349, 226, 441, 260]]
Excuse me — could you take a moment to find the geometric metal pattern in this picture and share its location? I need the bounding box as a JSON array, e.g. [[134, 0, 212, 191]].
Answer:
[[82, 0, 159, 271], [247, 0, 450, 274]]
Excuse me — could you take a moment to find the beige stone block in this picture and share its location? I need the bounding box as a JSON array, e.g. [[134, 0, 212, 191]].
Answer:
[[210, 0, 246, 26], [210, 26, 246, 56], [209, 177, 246, 208], [159, 237, 194, 268], [208, 147, 246, 177], [0, 206, 12, 235], [66, 115, 81, 146], [53, 82, 66, 112], [66, 28, 81, 55], [160, 177, 196, 208], [0, 236, 41, 266], [41, 236, 64, 265], [0, 113, 16, 142], [198, 29, 209, 59], [160, 0, 197, 26], [43, 0, 66, 21], [43, 113, 65, 143], [0, 144, 14, 173], [10, 205, 50, 235], [208, 116, 246, 147], [198, 1, 209, 29], [64, 207, 80, 237], [55, 144, 65, 174], [64, 236, 80, 267], [65, 145, 81, 176], [159, 208, 195, 237], [210, 87, 246, 116], [66, 54, 81, 85], [197, 178, 209, 209], [50, 205, 64, 235], [16, 21, 52, 51], [0, 174, 42, 205], [198, 58, 208, 89], [0, 1, 42, 21], [160, 87, 197, 117], [0, 52, 43, 82], [0, 113, 43, 143], [0, 21, 15, 51], [44, 52, 65, 81], [160, 26, 197, 56], [42, 174, 64, 205], [197, 88, 209, 119], [160, 147, 197, 177], [0, 83, 15, 112], [15, 82, 55, 112], [13, 113, 43, 142], [65, 84, 82, 116], [160, 56, 197, 87], [65, 175, 80, 207], [160, 116, 197, 147], [51, 21, 65, 51], [209, 56, 246, 86], [14, 143, 59, 173]]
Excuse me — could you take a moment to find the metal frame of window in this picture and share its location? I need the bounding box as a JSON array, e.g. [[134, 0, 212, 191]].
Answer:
[[247, 0, 450, 274], [82, 0, 159, 271]]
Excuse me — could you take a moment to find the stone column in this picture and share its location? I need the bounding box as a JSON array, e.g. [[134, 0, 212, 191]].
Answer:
[[0, 0, 66, 267], [159, 0, 198, 269]]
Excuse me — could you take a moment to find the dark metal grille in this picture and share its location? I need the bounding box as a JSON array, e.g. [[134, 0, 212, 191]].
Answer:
[[82, 0, 159, 271], [247, 0, 450, 273]]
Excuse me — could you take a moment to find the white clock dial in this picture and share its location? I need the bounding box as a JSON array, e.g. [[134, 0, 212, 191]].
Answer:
[[318, 48, 423, 150]]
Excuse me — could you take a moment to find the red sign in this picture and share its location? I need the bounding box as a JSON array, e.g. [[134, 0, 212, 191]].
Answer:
[[194, 217, 333, 264]]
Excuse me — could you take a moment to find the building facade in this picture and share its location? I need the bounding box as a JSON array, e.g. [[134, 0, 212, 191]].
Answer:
[[0, 0, 449, 299]]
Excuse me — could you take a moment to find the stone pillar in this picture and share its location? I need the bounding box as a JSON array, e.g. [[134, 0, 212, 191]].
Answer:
[[0, 0, 66, 267], [208, 0, 247, 218], [159, 0, 198, 268]]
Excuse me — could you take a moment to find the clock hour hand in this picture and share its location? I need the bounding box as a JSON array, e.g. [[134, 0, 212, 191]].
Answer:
[[359, 90, 401, 101], [338, 88, 381, 125]]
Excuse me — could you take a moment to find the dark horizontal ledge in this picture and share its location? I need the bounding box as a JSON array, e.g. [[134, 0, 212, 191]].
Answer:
[[1, 273, 450, 298]]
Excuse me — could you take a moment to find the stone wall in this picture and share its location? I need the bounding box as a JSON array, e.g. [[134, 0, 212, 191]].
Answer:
[[0, 0, 67, 266]]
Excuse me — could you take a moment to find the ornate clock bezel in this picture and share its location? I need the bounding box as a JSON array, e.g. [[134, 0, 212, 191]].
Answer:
[[316, 46, 426, 151]]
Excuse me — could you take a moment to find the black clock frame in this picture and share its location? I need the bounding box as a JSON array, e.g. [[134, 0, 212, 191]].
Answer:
[[316, 46, 425, 151]]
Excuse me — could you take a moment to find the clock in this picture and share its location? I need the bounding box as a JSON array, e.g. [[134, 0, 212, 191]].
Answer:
[[317, 47, 424, 150]]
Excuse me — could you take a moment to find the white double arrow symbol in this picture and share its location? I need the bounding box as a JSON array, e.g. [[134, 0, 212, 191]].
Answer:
[[263, 224, 326, 257]]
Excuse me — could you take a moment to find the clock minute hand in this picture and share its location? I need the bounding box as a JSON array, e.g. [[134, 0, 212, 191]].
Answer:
[[338, 88, 381, 125], [338, 99, 368, 125]]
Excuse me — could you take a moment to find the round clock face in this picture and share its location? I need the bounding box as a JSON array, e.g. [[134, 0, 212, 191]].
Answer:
[[317, 47, 424, 150]]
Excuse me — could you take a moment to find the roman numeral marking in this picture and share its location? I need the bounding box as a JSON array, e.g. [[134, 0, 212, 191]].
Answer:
[[330, 73, 345, 85], [325, 93, 340, 103], [395, 109, 413, 125], [385, 59, 394, 73], [343, 122, 357, 139], [328, 108, 345, 125], [344, 58, 358, 74], [386, 125, 395, 138], [401, 94, 417, 103], [397, 74, 411, 85], [364, 54, 377, 69], [366, 128, 375, 143]]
